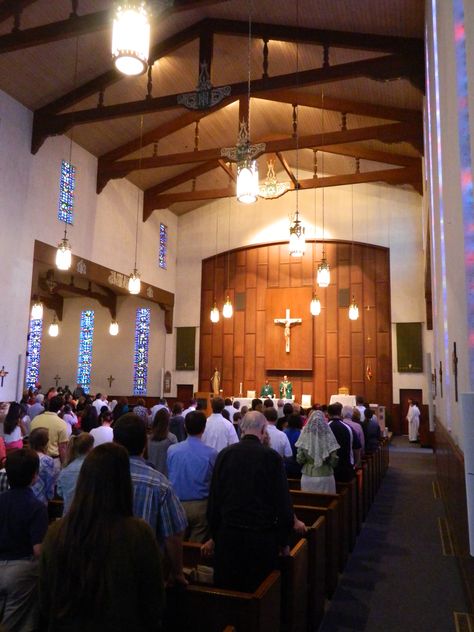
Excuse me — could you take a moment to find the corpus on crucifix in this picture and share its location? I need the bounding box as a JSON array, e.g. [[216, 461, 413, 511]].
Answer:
[[273, 308, 302, 353], [0, 366, 8, 387]]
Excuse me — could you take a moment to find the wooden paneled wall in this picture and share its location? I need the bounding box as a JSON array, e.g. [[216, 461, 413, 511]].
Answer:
[[199, 241, 392, 407]]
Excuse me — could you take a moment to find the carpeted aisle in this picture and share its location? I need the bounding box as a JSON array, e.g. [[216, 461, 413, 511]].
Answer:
[[319, 437, 469, 632]]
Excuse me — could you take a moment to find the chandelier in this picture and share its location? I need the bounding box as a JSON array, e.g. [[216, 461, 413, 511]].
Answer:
[[112, 1, 151, 76], [348, 297, 359, 321], [109, 320, 120, 336], [48, 315, 59, 337], [222, 121, 265, 204], [31, 300, 44, 320], [56, 230, 72, 271], [222, 295, 233, 319], [317, 254, 330, 287], [259, 159, 290, 199], [310, 294, 321, 316], [210, 302, 220, 323]]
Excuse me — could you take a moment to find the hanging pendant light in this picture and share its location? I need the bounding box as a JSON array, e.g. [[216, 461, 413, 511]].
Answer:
[[289, 208, 306, 257], [310, 294, 321, 316], [48, 316, 59, 337], [210, 302, 220, 323], [31, 300, 44, 320], [129, 116, 145, 295], [112, 1, 151, 76], [349, 297, 359, 321], [222, 295, 233, 318], [259, 159, 290, 199], [56, 231, 72, 271], [317, 254, 330, 287], [109, 320, 120, 336], [220, 3, 265, 203], [128, 269, 141, 295]]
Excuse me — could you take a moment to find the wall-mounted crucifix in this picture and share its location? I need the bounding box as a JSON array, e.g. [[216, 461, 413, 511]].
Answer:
[[107, 375, 115, 389], [453, 342, 458, 402], [54, 374, 61, 388], [0, 366, 8, 387], [273, 308, 302, 353]]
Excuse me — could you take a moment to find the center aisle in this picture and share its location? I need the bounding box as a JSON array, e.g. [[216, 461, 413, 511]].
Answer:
[[318, 437, 469, 632]]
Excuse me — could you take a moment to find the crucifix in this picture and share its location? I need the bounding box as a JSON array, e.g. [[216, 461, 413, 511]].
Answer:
[[274, 308, 302, 353], [107, 375, 115, 389], [453, 342, 459, 402], [439, 361, 443, 398], [54, 374, 61, 388], [0, 366, 8, 387]]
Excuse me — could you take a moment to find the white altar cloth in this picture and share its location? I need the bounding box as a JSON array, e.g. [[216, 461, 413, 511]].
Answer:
[[329, 394, 357, 407]]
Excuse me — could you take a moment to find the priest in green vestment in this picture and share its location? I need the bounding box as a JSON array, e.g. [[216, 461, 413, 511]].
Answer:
[[279, 375, 293, 399], [260, 379, 274, 397]]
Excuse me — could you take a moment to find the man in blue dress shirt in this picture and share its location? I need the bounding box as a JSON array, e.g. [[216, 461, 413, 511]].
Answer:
[[167, 411, 218, 542]]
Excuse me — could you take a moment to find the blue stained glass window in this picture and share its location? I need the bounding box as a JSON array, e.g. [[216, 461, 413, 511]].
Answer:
[[58, 160, 76, 224], [159, 223, 167, 269], [25, 319, 43, 389], [134, 307, 150, 396], [77, 310, 94, 393]]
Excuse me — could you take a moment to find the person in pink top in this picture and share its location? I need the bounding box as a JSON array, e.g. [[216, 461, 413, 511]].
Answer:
[[3, 403, 27, 451]]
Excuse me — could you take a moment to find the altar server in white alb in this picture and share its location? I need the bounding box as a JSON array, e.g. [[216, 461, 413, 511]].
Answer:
[[406, 399, 421, 442]]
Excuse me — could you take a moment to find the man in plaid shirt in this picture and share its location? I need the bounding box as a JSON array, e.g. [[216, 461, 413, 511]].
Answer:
[[114, 413, 188, 586]]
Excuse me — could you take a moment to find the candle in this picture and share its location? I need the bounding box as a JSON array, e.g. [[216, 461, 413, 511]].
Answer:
[[239, 382, 242, 394]]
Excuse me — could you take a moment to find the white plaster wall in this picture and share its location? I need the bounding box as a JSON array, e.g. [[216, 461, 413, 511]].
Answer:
[[39, 296, 165, 397], [0, 88, 176, 401], [425, 0, 471, 448], [172, 181, 429, 403]]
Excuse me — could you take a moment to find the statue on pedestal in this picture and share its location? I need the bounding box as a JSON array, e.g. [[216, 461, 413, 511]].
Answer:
[[210, 368, 221, 397]]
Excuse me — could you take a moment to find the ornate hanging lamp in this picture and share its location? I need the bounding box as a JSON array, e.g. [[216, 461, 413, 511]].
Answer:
[[48, 315, 59, 337], [109, 320, 120, 336], [258, 158, 290, 199], [310, 294, 321, 316], [31, 299, 44, 320], [317, 94, 330, 287], [221, 2, 265, 204], [348, 180, 359, 321], [112, 1, 151, 76], [289, 208, 306, 257], [56, 230, 72, 271], [128, 116, 145, 295]]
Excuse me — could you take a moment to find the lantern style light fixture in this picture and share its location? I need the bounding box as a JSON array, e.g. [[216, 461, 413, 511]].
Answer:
[[129, 116, 145, 295], [210, 302, 220, 323], [128, 269, 141, 295], [109, 320, 120, 336], [222, 296, 233, 319], [56, 230, 72, 271], [48, 316, 59, 337], [220, 4, 265, 204], [310, 294, 321, 316], [112, 1, 151, 76], [289, 208, 306, 257], [317, 254, 330, 287], [31, 300, 44, 320], [348, 296, 359, 321]]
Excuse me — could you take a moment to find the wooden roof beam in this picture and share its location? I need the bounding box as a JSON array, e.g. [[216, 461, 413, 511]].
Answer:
[[256, 89, 422, 125], [276, 152, 297, 187], [0, 2, 229, 55], [101, 121, 422, 181], [0, 0, 39, 25], [212, 18, 423, 56], [33, 53, 423, 153], [144, 164, 422, 216]]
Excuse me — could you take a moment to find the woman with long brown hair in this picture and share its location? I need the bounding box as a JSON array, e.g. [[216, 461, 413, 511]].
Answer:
[[39, 442, 164, 632], [148, 407, 177, 475]]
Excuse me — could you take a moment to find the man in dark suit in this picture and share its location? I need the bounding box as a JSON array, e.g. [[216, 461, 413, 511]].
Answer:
[[327, 402, 357, 482]]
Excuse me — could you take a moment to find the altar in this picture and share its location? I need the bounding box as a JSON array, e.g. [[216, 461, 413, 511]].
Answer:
[[329, 394, 357, 407]]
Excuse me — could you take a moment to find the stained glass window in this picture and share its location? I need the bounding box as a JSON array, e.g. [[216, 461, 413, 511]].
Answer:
[[58, 160, 76, 224], [25, 319, 43, 388], [77, 310, 94, 393], [134, 307, 150, 396], [159, 223, 167, 269]]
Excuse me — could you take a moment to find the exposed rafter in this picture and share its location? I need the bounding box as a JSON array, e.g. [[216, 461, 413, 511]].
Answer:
[[33, 53, 423, 153], [0, 2, 230, 55], [0, 0, 39, 25], [143, 164, 422, 219], [98, 121, 422, 186]]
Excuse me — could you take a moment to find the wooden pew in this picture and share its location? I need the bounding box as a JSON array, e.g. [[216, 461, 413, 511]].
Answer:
[[181, 541, 307, 632], [290, 514, 326, 632], [291, 489, 347, 574], [336, 479, 357, 552], [291, 497, 339, 597]]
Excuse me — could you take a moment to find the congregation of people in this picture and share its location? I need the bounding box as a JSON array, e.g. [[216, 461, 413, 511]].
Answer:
[[0, 383, 384, 631]]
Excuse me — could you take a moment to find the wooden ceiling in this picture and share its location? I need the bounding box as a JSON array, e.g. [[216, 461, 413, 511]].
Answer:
[[0, 0, 425, 217]]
